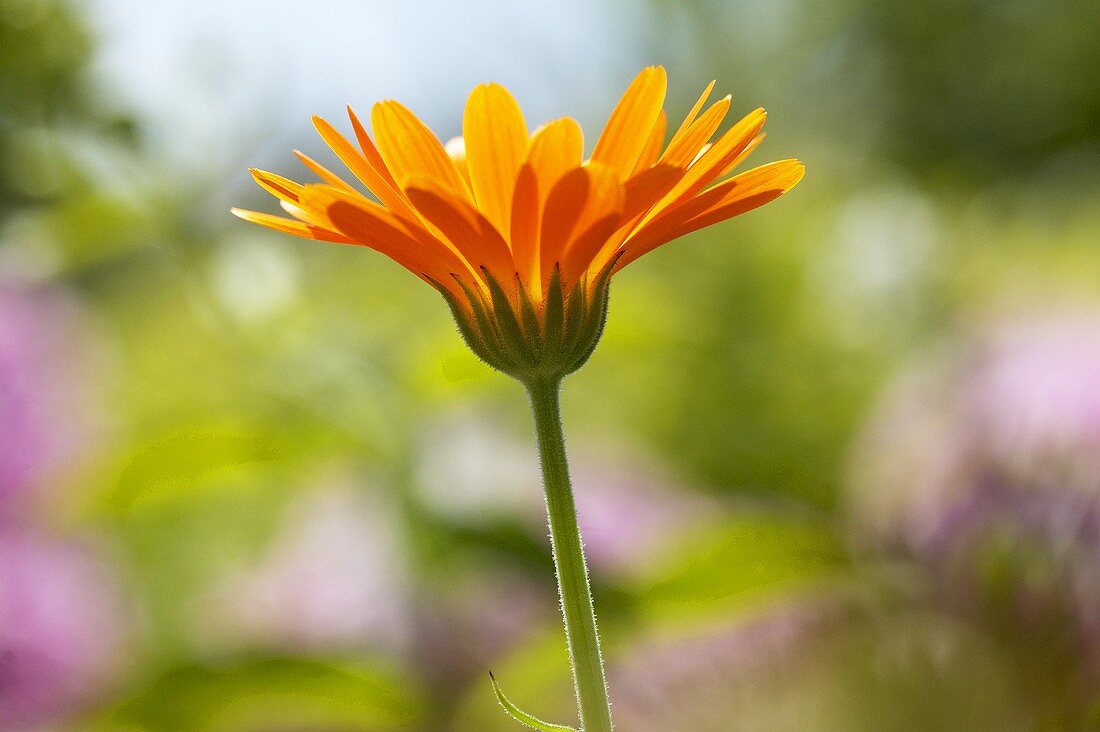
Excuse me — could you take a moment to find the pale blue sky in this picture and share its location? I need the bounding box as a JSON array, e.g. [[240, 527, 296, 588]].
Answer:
[[84, 0, 666, 171]]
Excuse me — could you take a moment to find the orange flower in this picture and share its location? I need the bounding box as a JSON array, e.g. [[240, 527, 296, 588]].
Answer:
[[234, 67, 803, 379]]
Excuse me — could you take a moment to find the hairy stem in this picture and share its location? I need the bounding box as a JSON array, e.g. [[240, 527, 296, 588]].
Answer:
[[525, 376, 613, 732]]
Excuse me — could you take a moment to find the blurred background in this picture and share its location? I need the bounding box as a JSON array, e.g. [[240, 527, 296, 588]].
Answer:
[[2, 0, 1099, 729]]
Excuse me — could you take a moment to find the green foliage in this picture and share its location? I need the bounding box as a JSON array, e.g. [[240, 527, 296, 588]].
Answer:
[[0, 0, 133, 217], [632, 514, 851, 622], [85, 658, 425, 731], [577, 200, 888, 509], [665, 0, 1100, 183], [842, 0, 1100, 180]]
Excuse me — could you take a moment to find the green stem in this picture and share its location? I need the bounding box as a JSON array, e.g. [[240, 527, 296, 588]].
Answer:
[[525, 376, 613, 732]]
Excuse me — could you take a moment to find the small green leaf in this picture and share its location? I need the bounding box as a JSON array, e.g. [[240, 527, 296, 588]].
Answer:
[[489, 672, 577, 732]]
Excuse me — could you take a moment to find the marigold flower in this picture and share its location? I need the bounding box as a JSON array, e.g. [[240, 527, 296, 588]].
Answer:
[[234, 66, 805, 731], [233, 66, 803, 380]]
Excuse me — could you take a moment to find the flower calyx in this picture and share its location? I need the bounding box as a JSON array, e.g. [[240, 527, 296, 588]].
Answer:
[[433, 258, 619, 384]]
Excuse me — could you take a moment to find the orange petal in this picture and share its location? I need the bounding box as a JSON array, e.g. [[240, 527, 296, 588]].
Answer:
[[538, 167, 589, 278], [372, 100, 473, 204], [591, 66, 668, 180], [586, 164, 682, 273], [231, 207, 354, 244], [676, 159, 805, 226], [659, 95, 730, 168], [279, 198, 332, 229], [619, 159, 804, 268], [293, 150, 358, 193], [642, 107, 767, 226], [346, 106, 402, 190], [633, 109, 668, 173], [250, 168, 304, 204], [510, 163, 540, 291], [297, 185, 468, 291], [668, 79, 716, 148], [540, 162, 624, 284], [312, 115, 420, 222], [716, 132, 765, 179], [444, 136, 473, 189], [510, 118, 584, 292], [463, 83, 528, 239], [404, 176, 515, 283], [622, 164, 683, 222], [566, 213, 623, 288], [526, 117, 584, 186]]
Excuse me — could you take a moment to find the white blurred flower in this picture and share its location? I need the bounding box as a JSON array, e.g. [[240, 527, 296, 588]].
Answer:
[[198, 483, 410, 655]]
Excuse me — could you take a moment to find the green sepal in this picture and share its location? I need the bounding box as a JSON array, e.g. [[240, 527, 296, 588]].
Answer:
[[428, 276, 511, 374], [452, 274, 520, 373], [560, 279, 588, 356], [566, 254, 621, 369], [541, 265, 566, 354], [437, 260, 615, 382], [489, 672, 577, 732], [515, 274, 543, 359], [482, 266, 530, 367]]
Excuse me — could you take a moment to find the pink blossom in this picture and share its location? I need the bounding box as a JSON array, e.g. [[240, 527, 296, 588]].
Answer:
[[0, 530, 127, 729]]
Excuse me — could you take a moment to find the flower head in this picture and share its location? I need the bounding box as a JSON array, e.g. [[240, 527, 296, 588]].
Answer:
[[234, 67, 803, 380]]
